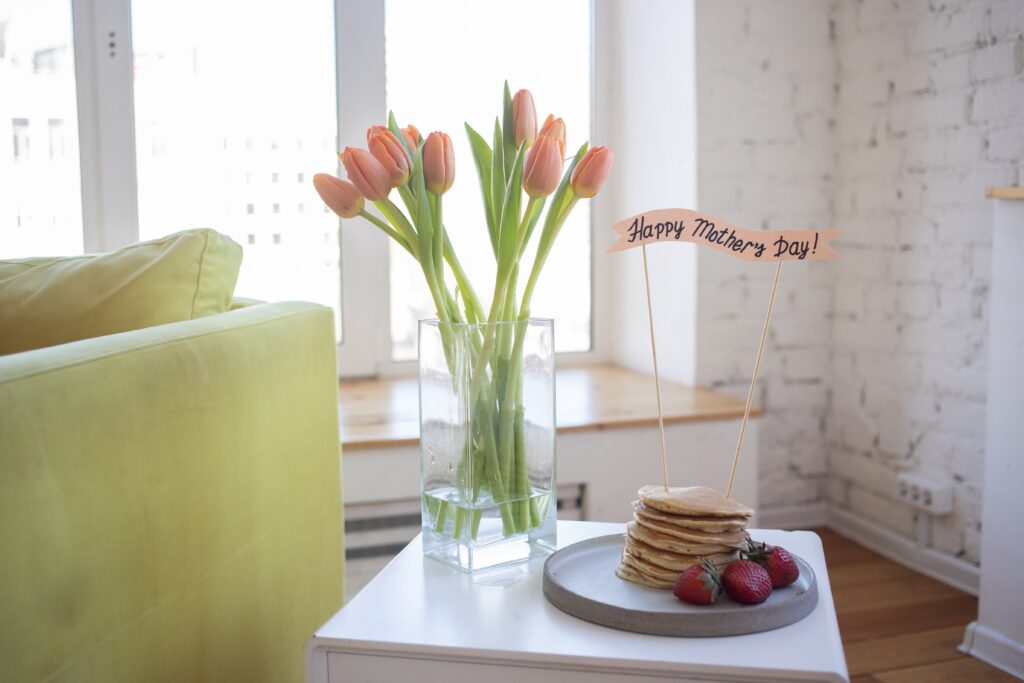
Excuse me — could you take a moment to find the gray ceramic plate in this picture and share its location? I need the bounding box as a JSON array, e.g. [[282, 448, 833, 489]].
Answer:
[[543, 533, 818, 637]]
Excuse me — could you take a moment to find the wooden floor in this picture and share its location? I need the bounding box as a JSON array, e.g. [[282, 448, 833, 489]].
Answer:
[[815, 528, 1017, 682]]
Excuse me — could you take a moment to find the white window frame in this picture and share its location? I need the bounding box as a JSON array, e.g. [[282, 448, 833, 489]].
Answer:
[[65, 0, 612, 379]]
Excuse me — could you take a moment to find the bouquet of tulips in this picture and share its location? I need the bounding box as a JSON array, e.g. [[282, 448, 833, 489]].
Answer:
[[314, 84, 612, 540]]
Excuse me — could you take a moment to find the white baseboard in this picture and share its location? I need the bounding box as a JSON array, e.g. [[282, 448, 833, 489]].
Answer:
[[757, 502, 828, 530], [826, 506, 980, 596], [960, 621, 1024, 680]]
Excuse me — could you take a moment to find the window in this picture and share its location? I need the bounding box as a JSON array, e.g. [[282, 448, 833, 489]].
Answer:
[[3, 0, 604, 377], [384, 0, 593, 361], [131, 0, 342, 337], [0, 0, 84, 257]]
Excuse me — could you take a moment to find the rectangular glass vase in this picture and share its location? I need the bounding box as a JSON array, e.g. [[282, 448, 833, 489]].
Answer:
[[419, 318, 557, 572]]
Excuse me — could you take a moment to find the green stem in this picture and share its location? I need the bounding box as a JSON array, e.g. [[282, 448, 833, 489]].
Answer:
[[375, 197, 419, 260], [433, 496, 448, 532], [468, 197, 540, 407], [519, 197, 579, 317], [444, 235, 483, 324], [359, 210, 413, 255], [433, 193, 444, 278]]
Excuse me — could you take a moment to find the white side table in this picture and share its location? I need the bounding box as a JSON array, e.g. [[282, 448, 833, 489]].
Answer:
[[306, 521, 848, 682]]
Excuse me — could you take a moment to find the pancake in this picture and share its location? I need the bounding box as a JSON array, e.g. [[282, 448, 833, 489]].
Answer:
[[638, 485, 754, 518], [627, 521, 734, 555], [625, 534, 739, 572], [632, 513, 749, 547], [631, 500, 748, 532], [620, 547, 682, 582], [615, 561, 675, 589]]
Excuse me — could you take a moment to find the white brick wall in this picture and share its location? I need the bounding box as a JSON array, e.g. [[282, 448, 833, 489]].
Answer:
[[695, 0, 1023, 565], [695, 0, 835, 510], [830, 0, 1022, 564]]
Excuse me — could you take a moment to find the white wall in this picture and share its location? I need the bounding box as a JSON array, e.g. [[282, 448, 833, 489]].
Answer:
[[694, 0, 836, 511], [599, 0, 700, 386], [828, 0, 1023, 565]]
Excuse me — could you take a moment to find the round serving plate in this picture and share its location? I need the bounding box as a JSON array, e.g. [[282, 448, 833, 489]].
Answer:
[[543, 533, 818, 637]]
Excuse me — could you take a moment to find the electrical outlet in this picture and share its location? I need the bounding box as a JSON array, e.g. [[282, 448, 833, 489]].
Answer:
[[896, 471, 953, 515]]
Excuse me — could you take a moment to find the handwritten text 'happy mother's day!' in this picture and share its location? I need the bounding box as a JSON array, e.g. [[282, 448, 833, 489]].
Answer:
[[609, 208, 839, 262]]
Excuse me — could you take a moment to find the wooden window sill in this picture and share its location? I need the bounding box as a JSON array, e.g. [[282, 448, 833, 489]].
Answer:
[[339, 364, 762, 450], [985, 186, 1024, 199]]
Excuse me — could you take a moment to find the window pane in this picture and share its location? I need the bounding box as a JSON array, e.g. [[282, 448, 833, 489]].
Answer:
[[131, 0, 341, 336], [385, 0, 592, 361], [0, 0, 83, 257]]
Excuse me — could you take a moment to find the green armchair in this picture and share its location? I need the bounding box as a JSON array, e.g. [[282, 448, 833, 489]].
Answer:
[[0, 301, 344, 682]]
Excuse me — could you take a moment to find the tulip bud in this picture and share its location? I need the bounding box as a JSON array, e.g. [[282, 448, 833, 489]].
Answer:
[[367, 126, 413, 187], [511, 89, 537, 147], [423, 131, 455, 195], [538, 114, 566, 156], [522, 135, 563, 198], [313, 173, 365, 219], [401, 124, 421, 151], [570, 146, 614, 198], [339, 147, 392, 201]]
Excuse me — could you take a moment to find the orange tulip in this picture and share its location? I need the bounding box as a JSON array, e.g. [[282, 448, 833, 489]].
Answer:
[[538, 114, 566, 156], [511, 89, 537, 147], [570, 146, 614, 198], [401, 124, 421, 151], [313, 173, 364, 218], [367, 126, 412, 187], [423, 131, 455, 194], [522, 135, 563, 198], [339, 147, 392, 201]]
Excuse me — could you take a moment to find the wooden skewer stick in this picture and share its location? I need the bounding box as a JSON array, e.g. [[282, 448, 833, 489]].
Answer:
[[726, 259, 783, 499], [641, 243, 670, 492]]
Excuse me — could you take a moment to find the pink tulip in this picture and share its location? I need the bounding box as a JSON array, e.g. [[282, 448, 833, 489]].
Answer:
[[522, 135, 563, 198], [570, 146, 614, 198], [339, 147, 392, 201], [538, 114, 566, 156], [313, 173, 365, 218], [367, 126, 413, 187], [423, 131, 455, 195], [511, 89, 537, 147], [401, 124, 421, 151]]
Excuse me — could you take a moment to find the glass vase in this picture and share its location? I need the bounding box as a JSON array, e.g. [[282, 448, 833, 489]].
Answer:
[[419, 318, 557, 572]]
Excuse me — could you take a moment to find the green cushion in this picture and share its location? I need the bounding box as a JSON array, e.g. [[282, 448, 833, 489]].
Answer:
[[0, 229, 242, 355]]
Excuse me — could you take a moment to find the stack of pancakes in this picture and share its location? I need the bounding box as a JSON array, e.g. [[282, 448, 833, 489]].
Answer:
[[616, 485, 755, 589]]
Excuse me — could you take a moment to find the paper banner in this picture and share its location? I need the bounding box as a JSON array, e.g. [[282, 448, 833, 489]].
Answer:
[[610, 208, 839, 261]]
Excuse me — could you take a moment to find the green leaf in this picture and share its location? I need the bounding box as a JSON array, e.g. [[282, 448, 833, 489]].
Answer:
[[387, 111, 411, 155], [465, 122, 497, 257], [411, 147, 435, 278], [497, 143, 526, 274], [502, 81, 515, 178], [490, 118, 505, 257]]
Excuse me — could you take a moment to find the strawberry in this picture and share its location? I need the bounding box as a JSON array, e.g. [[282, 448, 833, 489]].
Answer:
[[673, 560, 723, 605], [743, 538, 800, 588], [721, 559, 772, 604]]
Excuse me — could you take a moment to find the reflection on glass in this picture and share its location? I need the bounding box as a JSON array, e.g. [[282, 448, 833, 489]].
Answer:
[[385, 0, 592, 361], [0, 0, 83, 257], [131, 0, 341, 336]]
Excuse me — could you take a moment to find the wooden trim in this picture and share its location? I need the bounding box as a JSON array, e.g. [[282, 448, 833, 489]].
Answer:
[[985, 187, 1024, 200], [339, 364, 762, 450]]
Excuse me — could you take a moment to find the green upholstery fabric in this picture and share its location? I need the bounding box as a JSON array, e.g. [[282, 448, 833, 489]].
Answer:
[[0, 301, 344, 682]]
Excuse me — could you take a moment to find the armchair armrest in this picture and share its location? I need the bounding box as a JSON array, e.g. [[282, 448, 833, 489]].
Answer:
[[0, 301, 344, 683]]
